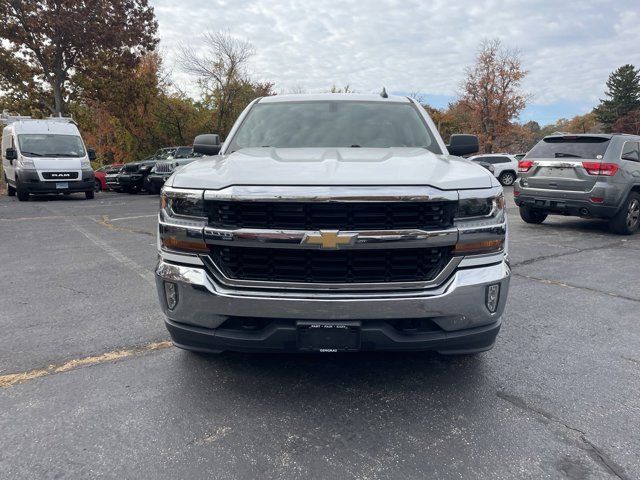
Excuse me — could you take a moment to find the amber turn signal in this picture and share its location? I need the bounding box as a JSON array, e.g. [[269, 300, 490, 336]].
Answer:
[[161, 236, 209, 253], [453, 239, 504, 255]]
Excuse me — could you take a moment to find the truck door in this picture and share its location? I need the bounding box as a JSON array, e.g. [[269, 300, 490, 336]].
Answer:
[[2, 131, 16, 182]]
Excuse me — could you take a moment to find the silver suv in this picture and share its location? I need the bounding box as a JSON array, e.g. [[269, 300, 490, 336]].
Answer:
[[514, 134, 640, 234]]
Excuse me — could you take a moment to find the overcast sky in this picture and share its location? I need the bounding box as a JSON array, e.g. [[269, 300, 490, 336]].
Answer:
[[152, 0, 640, 125]]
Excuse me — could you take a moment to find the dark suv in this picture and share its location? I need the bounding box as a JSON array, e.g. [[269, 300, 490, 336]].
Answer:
[[514, 134, 640, 234], [116, 159, 157, 194]]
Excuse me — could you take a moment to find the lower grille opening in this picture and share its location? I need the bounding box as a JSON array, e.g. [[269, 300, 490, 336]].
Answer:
[[209, 246, 452, 284], [386, 318, 443, 333], [219, 316, 271, 332]]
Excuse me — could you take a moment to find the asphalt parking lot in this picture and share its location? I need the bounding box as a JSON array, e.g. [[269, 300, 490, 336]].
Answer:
[[0, 188, 639, 479]]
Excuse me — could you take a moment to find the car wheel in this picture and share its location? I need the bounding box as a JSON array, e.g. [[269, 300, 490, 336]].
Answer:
[[609, 192, 640, 235], [16, 188, 29, 201], [94, 180, 102, 192], [499, 171, 516, 186], [85, 190, 95, 200], [5, 176, 15, 197], [519, 206, 547, 224]]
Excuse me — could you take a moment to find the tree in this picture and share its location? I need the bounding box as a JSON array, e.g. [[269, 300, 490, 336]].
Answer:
[[612, 109, 640, 135], [594, 64, 640, 131], [460, 39, 529, 153], [179, 31, 267, 137], [0, 0, 158, 116]]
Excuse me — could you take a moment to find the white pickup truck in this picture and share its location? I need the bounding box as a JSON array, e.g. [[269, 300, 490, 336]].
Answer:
[[154, 93, 510, 355]]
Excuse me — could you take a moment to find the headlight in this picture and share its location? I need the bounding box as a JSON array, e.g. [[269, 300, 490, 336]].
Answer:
[[453, 189, 506, 256], [159, 187, 208, 253], [81, 158, 91, 169], [456, 194, 504, 222], [18, 157, 36, 169], [161, 187, 206, 218]]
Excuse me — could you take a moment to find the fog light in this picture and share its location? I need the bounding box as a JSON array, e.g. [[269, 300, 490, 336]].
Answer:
[[164, 282, 178, 310], [486, 284, 500, 313]]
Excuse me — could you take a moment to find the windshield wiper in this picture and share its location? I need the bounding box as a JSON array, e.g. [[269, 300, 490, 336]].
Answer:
[[554, 152, 582, 158], [20, 151, 43, 157], [350, 144, 362, 148]]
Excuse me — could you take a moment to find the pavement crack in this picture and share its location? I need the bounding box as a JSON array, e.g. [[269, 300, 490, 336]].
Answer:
[[496, 391, 630, 480], [513, 272, 640, 303], [0, 340, 172, 388], [512, 240, 625, 268], [99, 215, 154, 237]]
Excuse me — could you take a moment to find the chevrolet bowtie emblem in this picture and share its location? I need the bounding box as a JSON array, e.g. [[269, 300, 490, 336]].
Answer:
[[302, 230, 358, 249]]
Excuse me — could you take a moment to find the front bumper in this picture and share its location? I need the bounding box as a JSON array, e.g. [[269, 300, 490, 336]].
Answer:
[[19, 170, 94, 193], [155, 258, 510, 353], [117, 174, 145, 188]]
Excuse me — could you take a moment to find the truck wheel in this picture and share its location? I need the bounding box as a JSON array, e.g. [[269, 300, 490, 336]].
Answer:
[[499, 171, 516, 186], [5, 176, 15, 197], [85, 190, 95, 200], [15, 177, 29, 201], [519, 206, 547, 224], [609, 192, 640, 235]]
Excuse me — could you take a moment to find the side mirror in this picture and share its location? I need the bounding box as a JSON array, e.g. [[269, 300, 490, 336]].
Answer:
[[5, 147, 17, 162], [193, 134, 222, 156], [446, 134, 479, 157], [87, 148, 97, 161]]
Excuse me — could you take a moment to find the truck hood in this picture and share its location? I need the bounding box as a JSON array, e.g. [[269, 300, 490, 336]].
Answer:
[[169, 147, 495, 190], [28, 157, 85, 170]]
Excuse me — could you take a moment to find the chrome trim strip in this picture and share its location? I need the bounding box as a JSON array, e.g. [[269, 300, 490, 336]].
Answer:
[[203, 227, 459, 249], [199, 255, 463, 292], [159, 250, 204, 266], [203, 185, 459, 202]]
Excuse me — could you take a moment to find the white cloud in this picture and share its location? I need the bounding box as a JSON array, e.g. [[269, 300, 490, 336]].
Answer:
[[152, 0, 640, 115]]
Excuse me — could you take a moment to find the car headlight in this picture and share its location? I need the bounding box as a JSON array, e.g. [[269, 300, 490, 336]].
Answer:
[[81, 158, 91, 169], [159, 187, 208, 253], [455, 193, 505, 225], [453, 189, 506, 256]]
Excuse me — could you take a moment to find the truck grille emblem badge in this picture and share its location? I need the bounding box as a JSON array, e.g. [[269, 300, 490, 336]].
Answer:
[[302, 230, 358, 249]]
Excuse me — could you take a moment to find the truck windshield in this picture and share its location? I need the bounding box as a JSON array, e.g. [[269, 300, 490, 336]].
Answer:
[[18, 134, 86, 158], [228, 101, 441, 153], [526, 136, 610, 159]]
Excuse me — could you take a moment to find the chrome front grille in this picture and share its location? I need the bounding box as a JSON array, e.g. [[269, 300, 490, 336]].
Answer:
[[209, 245, 452, 284], [206, 200, 457, 230], [155, 162, 174, 174], [197, 185, 462, 290]]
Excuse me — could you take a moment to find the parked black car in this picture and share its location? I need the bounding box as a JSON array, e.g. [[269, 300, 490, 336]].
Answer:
[[116, 160, 157, 194]]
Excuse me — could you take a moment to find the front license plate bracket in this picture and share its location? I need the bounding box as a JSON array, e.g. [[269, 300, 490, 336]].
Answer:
[[297, 321, 361, 352]]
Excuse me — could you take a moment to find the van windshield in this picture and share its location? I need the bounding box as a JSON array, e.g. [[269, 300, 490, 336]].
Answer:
[[526, 136, 610, 159], [18, 134, 86, 158], [228, 101, 441, 153]]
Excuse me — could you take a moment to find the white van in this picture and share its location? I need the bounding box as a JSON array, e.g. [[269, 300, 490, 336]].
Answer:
[[1, 115, 96, 201]]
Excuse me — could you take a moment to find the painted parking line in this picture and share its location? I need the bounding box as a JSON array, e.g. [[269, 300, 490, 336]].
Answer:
[[0, 341, 172, 388]]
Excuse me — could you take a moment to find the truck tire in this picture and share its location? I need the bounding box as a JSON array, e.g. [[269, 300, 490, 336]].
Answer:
[[85, 190, 95, 200], [5, 176, 16, 197], [609, 192, 640, 235], [519, 205, 547, 224], [16, 177, 29, 201], [498, 171, 516, 186]]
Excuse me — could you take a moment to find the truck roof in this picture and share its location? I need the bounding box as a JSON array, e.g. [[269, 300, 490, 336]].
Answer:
[[6, 119, 80, 136], [258, 93, 411, 104]]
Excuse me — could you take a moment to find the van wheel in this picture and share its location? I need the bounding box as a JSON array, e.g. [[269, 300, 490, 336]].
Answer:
[[85, 190, 95, 200], [499, 171, 516, 186], [17, 188, 29, 201], [609, 192, 640, 235], [519, 206, 547, 224], [5, 176, 15, 197]]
